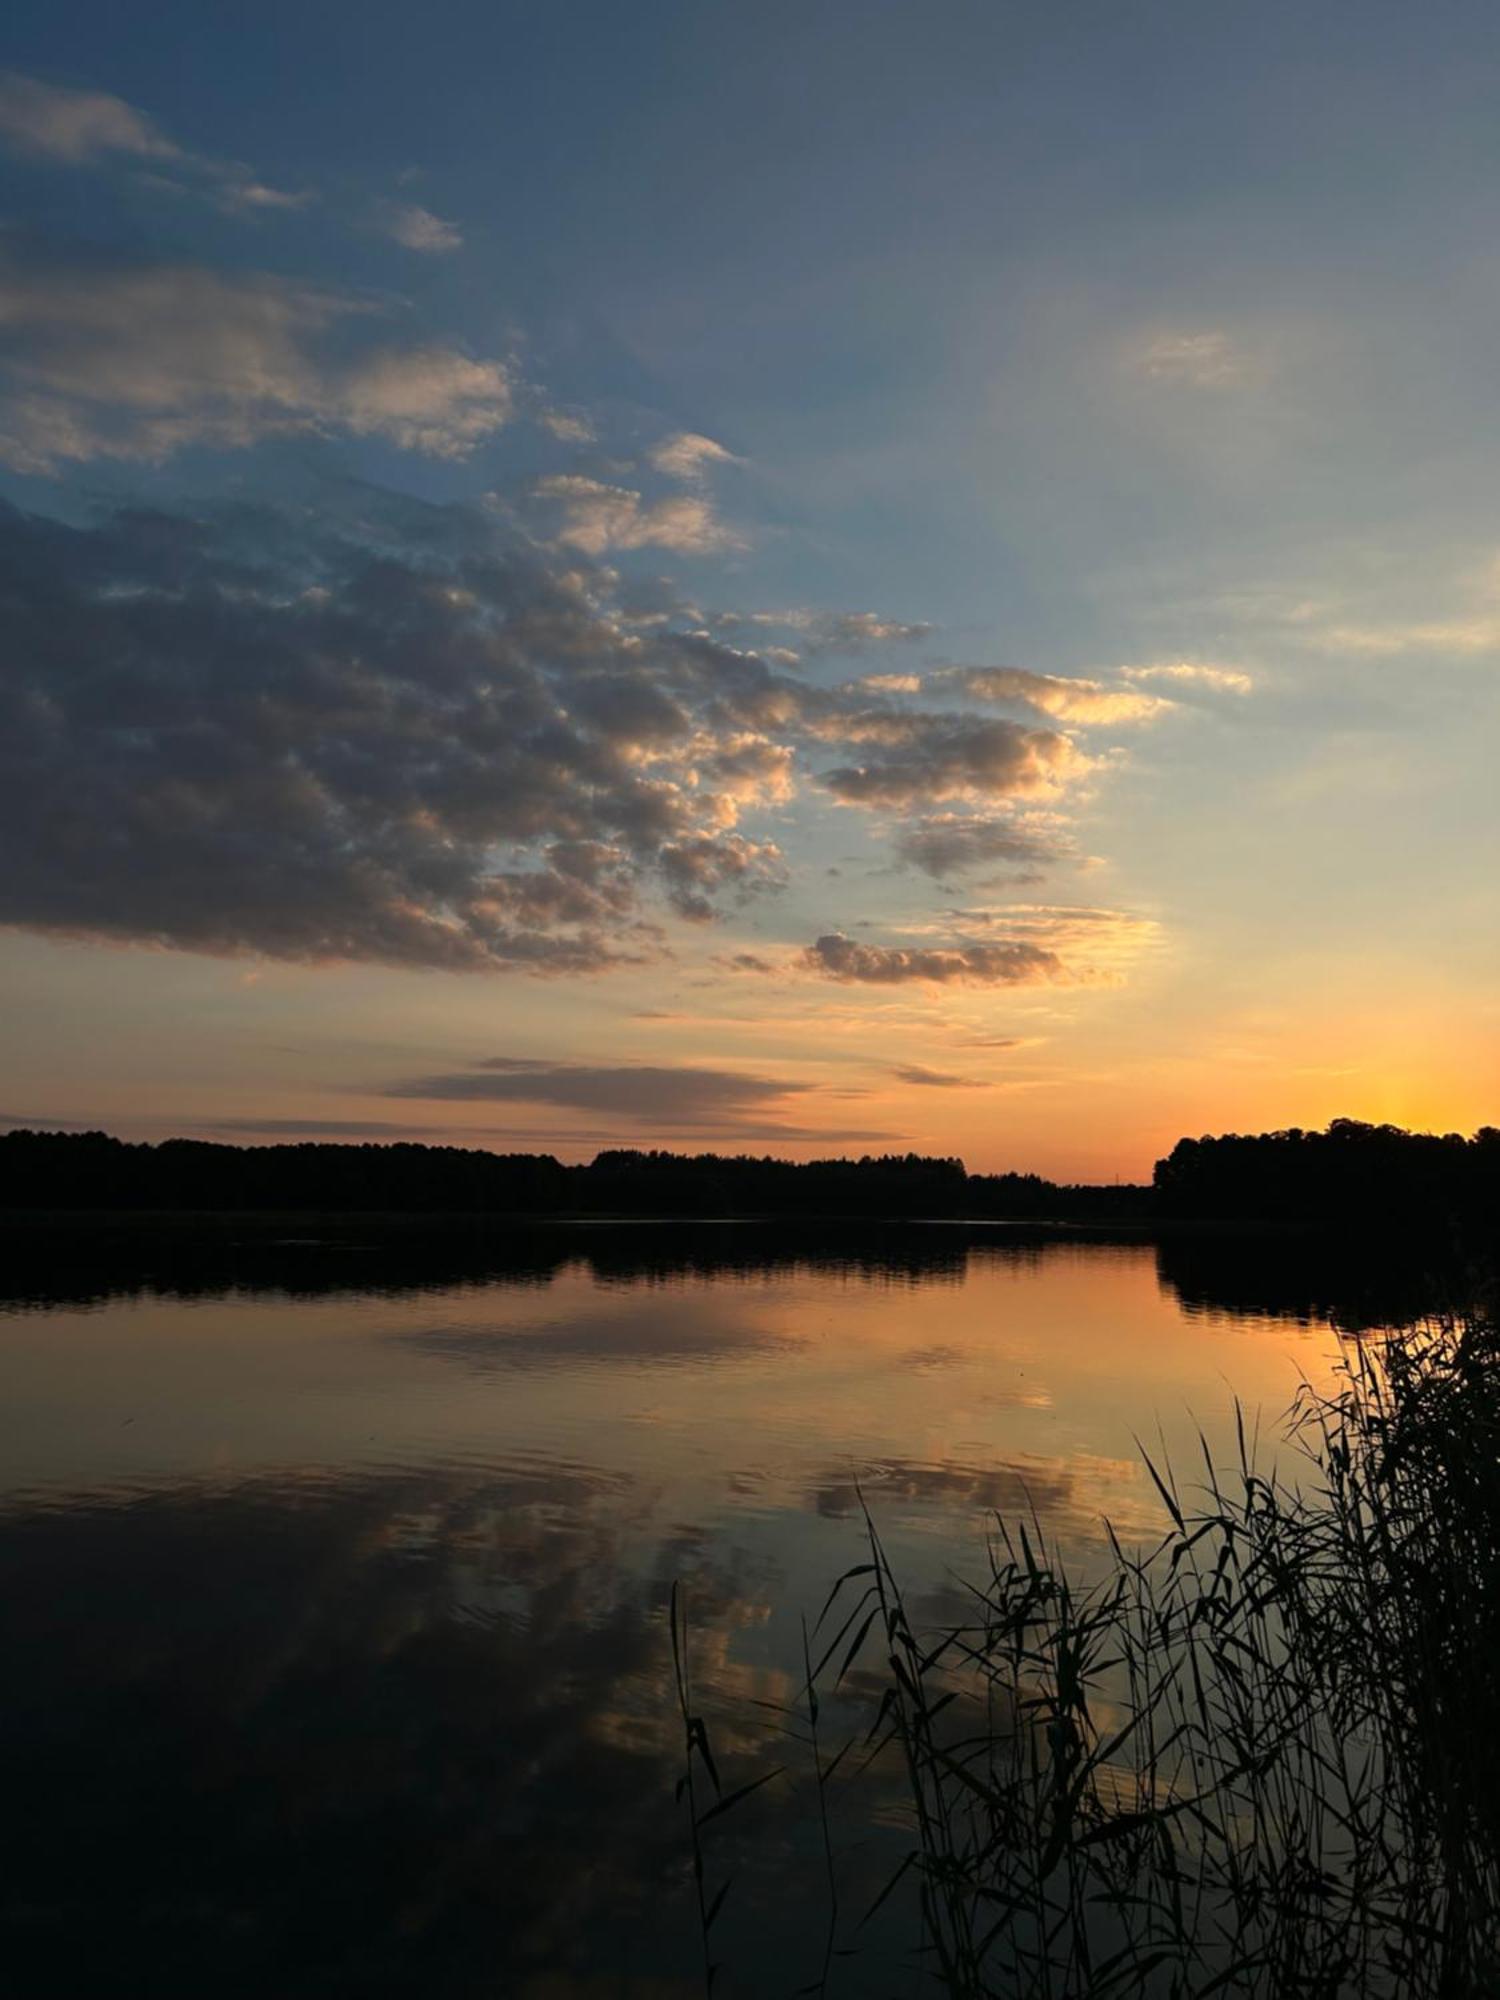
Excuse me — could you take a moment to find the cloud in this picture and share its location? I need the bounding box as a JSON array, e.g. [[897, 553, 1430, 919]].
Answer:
[[214, 178, 310, 215], [210, 1118, 446, 1137], [936, 666, 1171, 725], [1308, 617, 1500, 658], [889, 1064, 984, 1087], [648, 431, 736, 481], [538, 408, 596, 444], [743, 609, 933, 656], [815, 711, 1086, 808], [0, 482, 1130, 981], [375, 200, 463, 254], [1133, 329, 1249, 388], [657, 833, 786, 921], [0, 70, 305, 212], [384, 1057, 812, 1126], [1120, 661, 1253, 694], [534, 475, 740, 555], [804, 933, 1065, 986], [0, 244, 513, 469], [0, 494, 818, 970], [804, 904, 1155, 987], [894, 812, 1066, 879], [858, 672, 922, 693], [0, 69, 178, 162]]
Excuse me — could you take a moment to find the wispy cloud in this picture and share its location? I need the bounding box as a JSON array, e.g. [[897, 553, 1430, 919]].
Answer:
[[889, 1063, 986, 1087], [649, 431, 737, 481], [1132, 328, 1251, 388], [0, 69, 179, 162], [0, 69, 306, 213], [534, 474, 741, 554], [935, 666, 1172, 725], [385, 1055, 810, 1121], [0, 243, 513, 469], [1120, 661, 1253, 694], [374, 199, 463, 254]]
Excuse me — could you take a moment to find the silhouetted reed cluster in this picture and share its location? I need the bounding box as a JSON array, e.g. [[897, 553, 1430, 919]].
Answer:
[[681, 1302, 1500, 1996]]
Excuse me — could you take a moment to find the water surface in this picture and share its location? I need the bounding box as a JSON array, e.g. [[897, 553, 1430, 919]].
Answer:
[[0, 1225, 1359, 1997]]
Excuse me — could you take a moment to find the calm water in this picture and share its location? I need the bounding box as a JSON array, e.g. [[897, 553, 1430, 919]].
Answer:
[[0, 1225, 1366, 1997]]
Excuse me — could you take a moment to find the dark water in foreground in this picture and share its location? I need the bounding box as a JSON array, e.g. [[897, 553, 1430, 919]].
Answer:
[[0, 1226, 1388, 1997]]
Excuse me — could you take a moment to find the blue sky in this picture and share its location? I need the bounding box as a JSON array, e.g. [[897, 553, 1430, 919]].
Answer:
[[1, 2, 1497, 1174]]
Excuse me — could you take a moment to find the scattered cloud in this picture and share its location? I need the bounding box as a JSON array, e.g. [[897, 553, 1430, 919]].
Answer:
[[0, 495, 795, 968], [804, 904, 1155, 987], [0, 69, 178, 162], [750, 609, 933, 656], [0, 69, 305, 213], [648, 431, 737, 481], [804, 933, 1065, 986], [0, 476, 1148, 984], [0, 244, 513, 470], [534, 474, 740, 555], [539, 408, 596, 444], [936, 666, 1172, 725], [894, 812, 1067, 879], [375, 200, 463, 254], [815, 711, 1087, 808], [1120, 661, 1253, 693]]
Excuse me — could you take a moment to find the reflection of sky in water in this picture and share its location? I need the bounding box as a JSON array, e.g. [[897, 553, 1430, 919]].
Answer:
[[0, 1232, 1349, 1995]]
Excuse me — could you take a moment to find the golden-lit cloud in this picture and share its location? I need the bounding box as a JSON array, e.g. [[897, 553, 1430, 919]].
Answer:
[[935, 666, 1173, 724], [534, 474, 741, 554], [647, 430, 738, 480], [1119, 661, 1253, 694]]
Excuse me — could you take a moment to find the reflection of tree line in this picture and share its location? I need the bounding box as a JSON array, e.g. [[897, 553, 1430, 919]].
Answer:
[[0, 1217, 1459, 1328]]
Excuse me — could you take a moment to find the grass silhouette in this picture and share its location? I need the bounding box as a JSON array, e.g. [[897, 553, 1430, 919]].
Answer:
[[681, 1298, 1500, 1996]]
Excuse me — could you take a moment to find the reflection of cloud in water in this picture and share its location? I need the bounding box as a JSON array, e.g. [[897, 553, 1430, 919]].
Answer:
[[810, 1452, 1164, 1545], [0, 1464, 911, 1997], [390, 1295, 803, 1372]]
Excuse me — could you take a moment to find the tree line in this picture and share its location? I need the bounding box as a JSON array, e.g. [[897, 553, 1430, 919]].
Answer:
[[0, 1118, 1495, 1224]]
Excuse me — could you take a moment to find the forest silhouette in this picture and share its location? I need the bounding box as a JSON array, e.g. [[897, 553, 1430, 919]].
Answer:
[[2, 1117, 1496, 1229]]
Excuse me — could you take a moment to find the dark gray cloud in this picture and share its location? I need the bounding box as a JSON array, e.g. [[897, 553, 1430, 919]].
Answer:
[[209, 1118, 445, 1137], [0, 493, 809, 969], [894, 812, 1065, 880], [816, 711, 1080, 808], [384, 1057, 813, 1124], [0, 483, 1113, 976], [889, 1064, 983, 1088], [804, 933, 1064, 986]]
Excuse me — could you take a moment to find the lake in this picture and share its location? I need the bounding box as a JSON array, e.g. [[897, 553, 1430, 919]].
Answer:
[[0, 1223, 1375, 1997]]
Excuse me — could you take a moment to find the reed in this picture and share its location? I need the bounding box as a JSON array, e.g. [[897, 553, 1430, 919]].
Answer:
[[685, 1303, 1500, 1996]]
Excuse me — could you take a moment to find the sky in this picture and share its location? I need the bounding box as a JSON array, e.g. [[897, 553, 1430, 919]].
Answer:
[[1, 0, 1497, 1179]]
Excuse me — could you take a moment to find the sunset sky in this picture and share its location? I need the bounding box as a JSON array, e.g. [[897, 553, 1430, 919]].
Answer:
[[2, 1, 1497, 1179]]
